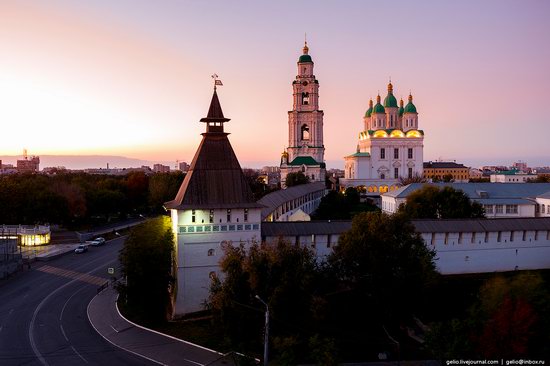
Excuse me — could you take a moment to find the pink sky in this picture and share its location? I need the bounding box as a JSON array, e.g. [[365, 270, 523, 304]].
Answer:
[[1, 1, 549, 169]]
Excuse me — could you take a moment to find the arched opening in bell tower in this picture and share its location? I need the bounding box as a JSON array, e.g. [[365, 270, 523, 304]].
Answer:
[[301, 124, 310, 140], [302, 92, 309, 105]]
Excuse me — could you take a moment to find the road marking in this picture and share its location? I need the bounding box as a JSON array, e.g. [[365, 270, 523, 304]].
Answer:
[[38, 265, 106, 286], [60, 286, 87, 321], [70, 345, 89, 364], [60, 324, 68, 341], [183, 358, 203, 366], [29, 258, 118, 366]]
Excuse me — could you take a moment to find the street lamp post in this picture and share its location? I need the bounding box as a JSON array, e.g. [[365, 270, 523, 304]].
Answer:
[[255, 295, 269, 366]]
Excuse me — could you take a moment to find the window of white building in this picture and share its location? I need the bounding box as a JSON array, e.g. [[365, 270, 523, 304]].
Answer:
[[506, 205, 518, 214], [496, 205, 503, 214], [408, 167, 413, 178], [192, 209, 196, 223], [394, 148, 399, 159], [244, 208, 249, 222], [227, 209, 231, 222], [408, 148, 413, 159], [485, 205, 494, 214], [380, 148, 386, 159], [394, 168, 399, 179]]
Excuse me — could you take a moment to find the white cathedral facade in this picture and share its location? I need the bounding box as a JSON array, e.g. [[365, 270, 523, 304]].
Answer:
[[280, 42, 326, 188], [340, 82, 424, 195]]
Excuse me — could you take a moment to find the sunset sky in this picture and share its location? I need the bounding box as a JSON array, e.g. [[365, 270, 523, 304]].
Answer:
[[1, 0, 549, 169]]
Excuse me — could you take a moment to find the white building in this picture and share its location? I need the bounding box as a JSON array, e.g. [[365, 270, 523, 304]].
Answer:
[[340, 83, 424, 195], [490, 170, 537, 183], [280, 42, 326, 187], [381, 182, 550, 218], [257, 182, 326, 222], [165, 88, 264, 316], [262, 218, 550, 274]]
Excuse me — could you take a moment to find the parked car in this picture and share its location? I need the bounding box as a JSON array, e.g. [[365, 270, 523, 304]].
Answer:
[[94, 237, 106, 245], [75, 245, 88, 254], [85, 240, 101, 247]]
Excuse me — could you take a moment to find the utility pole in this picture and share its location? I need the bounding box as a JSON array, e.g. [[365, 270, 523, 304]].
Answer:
[[255, 295, 269, 366]]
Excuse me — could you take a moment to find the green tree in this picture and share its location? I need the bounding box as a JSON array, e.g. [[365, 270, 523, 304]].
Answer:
[[207, 239, 323, 358], [118, 216, 175, 324], [328, 212, 438, 323], [285, 171, 310, 187], [148, 171, 185, 211], [398, 185, 485, 219]]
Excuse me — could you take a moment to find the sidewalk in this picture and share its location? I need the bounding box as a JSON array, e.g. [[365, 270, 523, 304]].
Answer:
[[87, 286, 239, 366], [20, 243, 80, 261]]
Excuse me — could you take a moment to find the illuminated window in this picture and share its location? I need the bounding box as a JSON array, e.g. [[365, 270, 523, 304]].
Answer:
[[192, 209, 196, 223], [380, 148, 386, 159], [244, 208, 248, 222], [209, 210, 214, 223]]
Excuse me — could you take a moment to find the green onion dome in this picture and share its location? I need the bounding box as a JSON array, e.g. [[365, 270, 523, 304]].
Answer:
[[403, 94, 417, 114], [372, 95, 385, 114], [383, 82, 398, 108], [298, 42, 313, 63], [364, 99, 373, 117]]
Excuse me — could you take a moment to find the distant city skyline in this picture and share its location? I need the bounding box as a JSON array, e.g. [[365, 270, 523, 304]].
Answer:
[[1, 1, 549, 167]]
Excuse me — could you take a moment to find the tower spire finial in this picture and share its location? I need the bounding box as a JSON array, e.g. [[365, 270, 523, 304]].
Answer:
[[303, 34, 309, 55], [211, 73, 223, 91]]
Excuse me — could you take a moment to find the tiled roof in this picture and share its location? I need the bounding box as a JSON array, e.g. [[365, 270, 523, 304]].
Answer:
[[423, 162, 467, 169], [165, 91, 262, 210], [261, 217, 550, 237], [413, 217, 550, 233], [261, 220, 352, 236], [383, 183, 550, 200], [257, 182, 326, 220], [288, 156, 320, 166]]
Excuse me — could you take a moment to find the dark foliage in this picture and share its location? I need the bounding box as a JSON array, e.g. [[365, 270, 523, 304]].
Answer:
[[117, 217, 175, 324], [0, 171, 184, 227], [398, 185, 485, 219], [285, 171, 310, 187], [312, 187, 378, 220]]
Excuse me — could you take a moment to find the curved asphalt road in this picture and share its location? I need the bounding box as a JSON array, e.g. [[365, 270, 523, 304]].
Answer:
[[0, 238, 155, 366]]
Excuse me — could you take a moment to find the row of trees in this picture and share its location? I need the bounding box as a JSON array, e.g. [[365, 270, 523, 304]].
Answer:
[[0, 171, 184, 227], [207, 211, 439, 363]]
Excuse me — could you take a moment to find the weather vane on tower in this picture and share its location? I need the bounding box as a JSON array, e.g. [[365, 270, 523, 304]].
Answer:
[[211, 74, 223, 91]]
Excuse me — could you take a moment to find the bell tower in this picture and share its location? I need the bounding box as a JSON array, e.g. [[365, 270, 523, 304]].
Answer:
[[281, 41, 326, 187]]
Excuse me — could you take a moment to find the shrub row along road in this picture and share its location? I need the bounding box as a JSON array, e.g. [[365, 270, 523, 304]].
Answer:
[[0, 237, 155, 366]]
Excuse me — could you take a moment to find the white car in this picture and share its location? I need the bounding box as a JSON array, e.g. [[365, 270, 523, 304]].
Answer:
[[75, 245, 88, 254], [94, 237, 106, 244]]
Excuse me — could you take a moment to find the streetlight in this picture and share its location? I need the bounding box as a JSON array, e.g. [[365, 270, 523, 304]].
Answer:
[[255, 295, 269, 366]]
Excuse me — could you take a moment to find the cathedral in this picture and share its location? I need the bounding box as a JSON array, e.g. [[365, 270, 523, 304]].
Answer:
[[340, 82, 424, 195], [280, 42, 326, 187]]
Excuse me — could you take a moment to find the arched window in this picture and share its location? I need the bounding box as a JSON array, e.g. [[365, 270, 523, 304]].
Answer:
[[380, 173, 385, 180], [302, 92, 309, 105], [301, 124, 310, 140], [208, 249, 215, 256]]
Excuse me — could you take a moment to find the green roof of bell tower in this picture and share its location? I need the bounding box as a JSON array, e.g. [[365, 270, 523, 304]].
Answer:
[[298, 41, 313, 63]]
